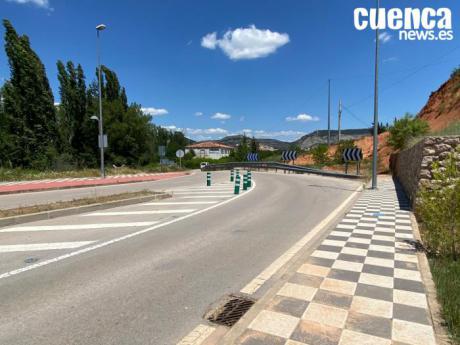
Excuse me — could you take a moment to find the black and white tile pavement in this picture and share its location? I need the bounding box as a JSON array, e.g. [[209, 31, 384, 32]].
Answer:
[[235, 176, 436, 345]]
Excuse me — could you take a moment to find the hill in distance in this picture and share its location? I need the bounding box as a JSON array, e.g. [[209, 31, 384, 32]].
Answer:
[[217, 135, 291, 150], [293, 128, 371, 149]]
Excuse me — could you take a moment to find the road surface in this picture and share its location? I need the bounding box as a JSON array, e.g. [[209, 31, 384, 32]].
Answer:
[[0, 171, 361, 345]]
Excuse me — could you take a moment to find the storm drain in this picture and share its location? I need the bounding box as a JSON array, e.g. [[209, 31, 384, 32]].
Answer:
[[205, 294, 256, 327]]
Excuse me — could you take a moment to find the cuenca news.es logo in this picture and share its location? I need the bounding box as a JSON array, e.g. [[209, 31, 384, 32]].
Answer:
[[354, 7, 454, 41]]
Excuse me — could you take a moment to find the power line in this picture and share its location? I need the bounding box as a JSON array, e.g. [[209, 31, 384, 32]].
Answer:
[[347, 45, 460, 109], [342, 105, 370, 127]]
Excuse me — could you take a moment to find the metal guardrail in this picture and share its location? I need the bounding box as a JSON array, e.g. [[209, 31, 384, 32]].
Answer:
[[203, 161, 363, 179]]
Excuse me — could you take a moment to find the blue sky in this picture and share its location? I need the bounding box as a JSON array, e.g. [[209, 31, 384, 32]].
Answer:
[[0, 0, 458, 142]]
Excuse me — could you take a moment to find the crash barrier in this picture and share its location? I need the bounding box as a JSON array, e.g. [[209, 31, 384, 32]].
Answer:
[[203, 161, 362, 179]]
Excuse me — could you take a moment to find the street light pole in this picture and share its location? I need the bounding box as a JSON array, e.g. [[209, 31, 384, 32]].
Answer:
[[96, 24, 106, 178], [371, 0, 380, 189], [327, 79, 331, 146]]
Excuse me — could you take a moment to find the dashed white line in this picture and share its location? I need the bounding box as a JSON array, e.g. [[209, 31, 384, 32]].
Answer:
[[176, 324, 216, 345]]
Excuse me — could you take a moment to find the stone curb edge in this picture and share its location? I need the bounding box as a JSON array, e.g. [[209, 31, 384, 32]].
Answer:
[[411, 213, 452, 345], [0, 193, 171, 228]]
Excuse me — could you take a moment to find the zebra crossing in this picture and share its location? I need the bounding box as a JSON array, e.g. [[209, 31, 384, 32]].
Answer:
[[0, 179, 252, 279]]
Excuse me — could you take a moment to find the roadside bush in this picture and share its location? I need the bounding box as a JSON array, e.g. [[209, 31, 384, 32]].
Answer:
[[417, 146, 460, 259], [388, 114, 429, 150], [311, 144, 329, 165]]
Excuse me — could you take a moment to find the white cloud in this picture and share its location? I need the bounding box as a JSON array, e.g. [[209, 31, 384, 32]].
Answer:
[[285, 114, 320, 122], [378, 32, 391, 43], [383, 56, 398, 63], [188, 128, 228, 135], [194, 111, 203, 116], [211, 112, 231, 120], [201, 32, 218, 49], [201, 25, 289, 60], [141, 107, 168, 116], [7, 0, 50, 8], [54, 102, 60, 106]]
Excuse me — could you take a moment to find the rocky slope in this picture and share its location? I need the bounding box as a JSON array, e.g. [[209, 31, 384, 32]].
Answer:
[[293, 128, 371, 149]]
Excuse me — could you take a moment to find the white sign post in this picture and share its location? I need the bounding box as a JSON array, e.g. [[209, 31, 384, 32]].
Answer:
[[176, 149, 185, 168]]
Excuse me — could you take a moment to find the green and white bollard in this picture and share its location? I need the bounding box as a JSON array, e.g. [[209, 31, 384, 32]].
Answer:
[[234, 173, 240, 194], [247, 170, 252, 188], [230, 169, 234, 182], [243, 173, 248, 191], [206, 172, 211, 186]]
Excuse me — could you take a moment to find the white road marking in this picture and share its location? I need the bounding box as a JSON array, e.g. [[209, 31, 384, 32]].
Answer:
[[176, 324, 215, 345], [142, 202, 218, 206], [0, 180, 256, 280], [0, 241, 95, 253], [180, 195, 232, 199], [173, 191, 233, 196], [240, 183, 363, 295], [83, 209, 196, 216], [0, 222, 158, 233]]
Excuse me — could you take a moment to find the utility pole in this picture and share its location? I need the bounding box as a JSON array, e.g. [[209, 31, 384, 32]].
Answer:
[[338, 99, 342, 143], [372, 0, 380, 189], [327, 79, 331, 146]]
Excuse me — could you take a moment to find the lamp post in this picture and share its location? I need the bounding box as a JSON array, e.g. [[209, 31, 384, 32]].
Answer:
[[96, 23, 106, 178], [371, 1, 380, 189]]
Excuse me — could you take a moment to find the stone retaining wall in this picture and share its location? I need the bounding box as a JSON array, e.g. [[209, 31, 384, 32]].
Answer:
[[390, 136, 460, 205]]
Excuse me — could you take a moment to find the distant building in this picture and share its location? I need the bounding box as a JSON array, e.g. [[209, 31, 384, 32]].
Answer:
[[185, 141, 234, 159]]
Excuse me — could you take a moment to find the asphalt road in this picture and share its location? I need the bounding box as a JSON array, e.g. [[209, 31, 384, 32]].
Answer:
[[0, 171, 361, 345]]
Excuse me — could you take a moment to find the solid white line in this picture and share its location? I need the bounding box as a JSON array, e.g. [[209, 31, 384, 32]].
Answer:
[[82, 210, 196, 216], [0, 222, 158, 233], [240, 183, 363, 295], [142, 202, 218, 206], [0, 180, 256, 280], [0, 241, 95, 253], [176, 324, 216, 345]]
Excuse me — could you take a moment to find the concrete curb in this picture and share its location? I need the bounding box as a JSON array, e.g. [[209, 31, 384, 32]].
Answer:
[[0, 193, 171, 228], [411, 213, 452, 345]]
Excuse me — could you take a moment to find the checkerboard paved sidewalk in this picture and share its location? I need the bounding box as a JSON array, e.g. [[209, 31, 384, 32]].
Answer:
[[235, 176, 437, 345]]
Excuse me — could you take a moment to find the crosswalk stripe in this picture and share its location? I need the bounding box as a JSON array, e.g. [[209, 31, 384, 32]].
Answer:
[[142, 202, 218, 205], [0, 222, 158, 233], [0, 241, 95, 253], [83, 209, 196, 216], [180, 195, 232, 199], [173, 192, 233, 195]]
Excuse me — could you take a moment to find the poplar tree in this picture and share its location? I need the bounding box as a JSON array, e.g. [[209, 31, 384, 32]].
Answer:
[[2, 19, 57, 168]]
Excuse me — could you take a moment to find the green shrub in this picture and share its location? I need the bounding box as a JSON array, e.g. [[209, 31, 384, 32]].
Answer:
[[388, 114, 429, 150], [311, 144, 329, 165], [417, 146, 460, 259]]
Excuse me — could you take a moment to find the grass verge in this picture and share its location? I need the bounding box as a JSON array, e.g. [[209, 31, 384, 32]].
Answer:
[[429, 256, 460, 344], [0, 190, 163, 218]]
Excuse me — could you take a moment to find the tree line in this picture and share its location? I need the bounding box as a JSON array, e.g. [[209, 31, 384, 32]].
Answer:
[[0, 19, 188, 170]]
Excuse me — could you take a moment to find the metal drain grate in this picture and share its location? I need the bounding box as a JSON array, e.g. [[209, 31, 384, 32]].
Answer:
[[205, 294, 256, 327]]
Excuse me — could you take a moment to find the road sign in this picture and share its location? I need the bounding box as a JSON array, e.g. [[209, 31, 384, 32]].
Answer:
[[342, 148, 363, 162], [98, 134, 108, 148], [158, 146, 166, 157], [176, 149, 184, 158], [247, 153, 259, 161], [281, 151, 297, 161]]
